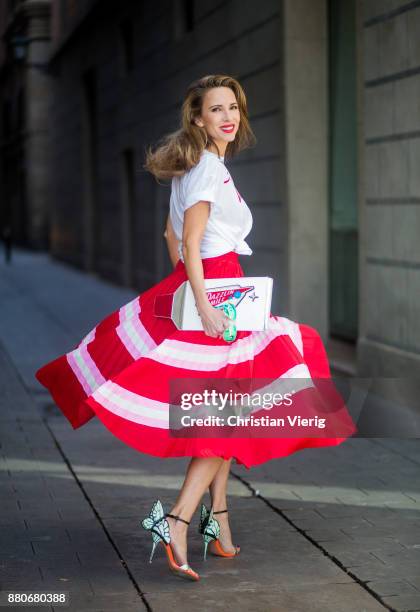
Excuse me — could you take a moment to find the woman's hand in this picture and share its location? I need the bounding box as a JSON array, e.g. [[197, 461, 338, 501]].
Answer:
[[197, 302, 231, 339]]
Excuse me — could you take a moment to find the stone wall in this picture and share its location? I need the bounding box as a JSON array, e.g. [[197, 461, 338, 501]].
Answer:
[[358, 0, 420, 375]]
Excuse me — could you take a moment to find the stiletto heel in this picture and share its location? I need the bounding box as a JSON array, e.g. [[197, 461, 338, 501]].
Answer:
[[141, 500, 200, 581], [198, 504, 240, 560]]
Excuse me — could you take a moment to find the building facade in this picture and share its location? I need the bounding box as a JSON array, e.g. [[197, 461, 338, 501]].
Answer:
[[358, 0, 420, 378], [0, 0, 51, 249]]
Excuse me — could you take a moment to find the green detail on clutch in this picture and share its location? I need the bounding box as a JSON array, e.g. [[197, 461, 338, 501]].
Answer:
[[216, 301, 237, 343]]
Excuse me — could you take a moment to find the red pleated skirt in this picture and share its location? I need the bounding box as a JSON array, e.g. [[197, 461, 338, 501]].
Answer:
[[35, 251, 357, 469]]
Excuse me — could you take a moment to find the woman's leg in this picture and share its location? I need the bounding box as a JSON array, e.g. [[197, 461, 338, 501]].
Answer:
[[208, 458, 237, 553], [209, 457, 231, 509], [166, 456, 224, 565]]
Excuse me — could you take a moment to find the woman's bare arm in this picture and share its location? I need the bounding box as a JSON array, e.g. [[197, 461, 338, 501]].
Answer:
[[182, 202, 230, 338], [164, 214, 180, 269]]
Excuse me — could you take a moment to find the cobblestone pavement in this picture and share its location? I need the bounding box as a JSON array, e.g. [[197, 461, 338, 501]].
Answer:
[[0, 250, 419, 611]]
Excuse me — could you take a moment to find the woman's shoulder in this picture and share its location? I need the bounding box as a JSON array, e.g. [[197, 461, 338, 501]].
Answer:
[[178, 152, 223, 192], [185, 150, 223, 178]]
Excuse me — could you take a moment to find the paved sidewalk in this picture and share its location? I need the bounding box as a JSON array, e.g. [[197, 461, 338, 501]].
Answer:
[[1, 249, 419, 612]]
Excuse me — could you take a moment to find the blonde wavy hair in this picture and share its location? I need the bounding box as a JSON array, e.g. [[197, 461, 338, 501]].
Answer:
[[143, 74, 256, 181]]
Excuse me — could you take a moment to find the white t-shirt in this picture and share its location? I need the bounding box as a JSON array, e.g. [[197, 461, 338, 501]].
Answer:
[[169, 150, 253, 262]]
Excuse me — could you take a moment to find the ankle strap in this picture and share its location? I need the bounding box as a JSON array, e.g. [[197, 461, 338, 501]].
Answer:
[[213, 509, 228, 514], [165, 512, 190, 525]]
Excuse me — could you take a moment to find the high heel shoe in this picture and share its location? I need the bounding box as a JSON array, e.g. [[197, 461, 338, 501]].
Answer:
[[198, 504, 241, 560], [141, 500, 200, 581]]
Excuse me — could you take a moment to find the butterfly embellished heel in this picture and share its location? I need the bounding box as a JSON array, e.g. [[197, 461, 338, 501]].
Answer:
[[141, 500, 200, 581], [198, 504, 240, 560]]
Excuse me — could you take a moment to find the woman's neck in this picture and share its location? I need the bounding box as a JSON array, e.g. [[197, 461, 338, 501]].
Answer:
[[206, 141, 227, 157]]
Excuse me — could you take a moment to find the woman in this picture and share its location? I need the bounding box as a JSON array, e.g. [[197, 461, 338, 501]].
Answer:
[[35, 74, 356, 582]]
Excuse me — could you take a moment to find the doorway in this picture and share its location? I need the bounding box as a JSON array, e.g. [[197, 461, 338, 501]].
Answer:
[[328, 0, 358, 341]]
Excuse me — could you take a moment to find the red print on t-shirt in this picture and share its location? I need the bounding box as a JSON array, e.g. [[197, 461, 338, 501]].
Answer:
[[224, 171, 242, 202], [223, 172, 242, 202]]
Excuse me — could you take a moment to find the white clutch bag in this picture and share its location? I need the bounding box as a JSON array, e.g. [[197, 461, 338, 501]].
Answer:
[[153, 276, 273, 331]]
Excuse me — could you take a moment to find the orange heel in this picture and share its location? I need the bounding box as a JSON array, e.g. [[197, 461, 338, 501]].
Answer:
[[198, 505, 240, 560], [162, 540, 200, 581], [141, 500, 200, 581]]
